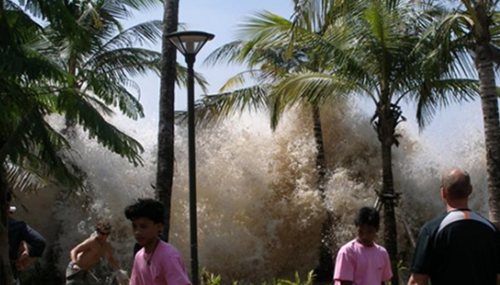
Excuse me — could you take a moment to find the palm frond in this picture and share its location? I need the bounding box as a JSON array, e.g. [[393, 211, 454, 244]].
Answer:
[[177, 85, 272, 126], [6, 163, 48, 193], [84, 47, 161, 78], [100, 20, 163, 51], [56, 89, 144, 166], [218, 70, 264, 92], [238, 10, 293, 43], [175, 64, 210, 93], [203, 41, 247, 66], [83, 72, 144, 119], [119, 0, 162, 11], [273, 72, 357, 108], [413, 78, 479, 128]]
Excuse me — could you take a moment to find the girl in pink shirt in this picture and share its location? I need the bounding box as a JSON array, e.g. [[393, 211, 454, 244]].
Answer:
[[333, 207, 392, 285]]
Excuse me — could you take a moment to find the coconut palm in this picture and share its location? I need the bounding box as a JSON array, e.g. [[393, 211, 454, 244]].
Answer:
[[156, 0, 179, 241], [432, 0, 500, 227]]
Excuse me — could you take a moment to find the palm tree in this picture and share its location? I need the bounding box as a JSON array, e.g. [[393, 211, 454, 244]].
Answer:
[[433, 0, 500, 227], [156, 0, 179, 241]]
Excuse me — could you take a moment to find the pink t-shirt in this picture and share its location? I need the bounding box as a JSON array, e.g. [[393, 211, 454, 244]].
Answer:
[[333, 239, 392, 285], [130, 241, 192, 285]]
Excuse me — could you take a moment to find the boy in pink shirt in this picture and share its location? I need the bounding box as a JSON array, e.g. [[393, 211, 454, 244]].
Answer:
[[125, 199, 192, 285], [333, 207, 392, 285]]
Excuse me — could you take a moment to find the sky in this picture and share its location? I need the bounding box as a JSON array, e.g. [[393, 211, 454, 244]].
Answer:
[[125, 0, 486, 153]]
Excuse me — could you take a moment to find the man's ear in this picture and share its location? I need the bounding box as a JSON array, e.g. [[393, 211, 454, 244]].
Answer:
[[441, 187, 446, 200]]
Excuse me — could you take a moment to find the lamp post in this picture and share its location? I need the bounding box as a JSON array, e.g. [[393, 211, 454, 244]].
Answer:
[[166, 31, 214, 285]]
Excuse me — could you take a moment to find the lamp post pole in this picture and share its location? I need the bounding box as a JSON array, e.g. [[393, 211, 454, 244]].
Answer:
[[185, 52, 199, 285], [165, 31, 214, 285]]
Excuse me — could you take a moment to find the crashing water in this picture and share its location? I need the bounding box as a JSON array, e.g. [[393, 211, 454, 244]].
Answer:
[[12, 99, 489, 283]]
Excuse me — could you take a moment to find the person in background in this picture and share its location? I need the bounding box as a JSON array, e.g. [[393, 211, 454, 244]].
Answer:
[[65, 220, 128, 285], [408, 168, 500, 285], [125, 198, 191, 285], [333, 206, 392, 285], [7, 192, 46, 285]]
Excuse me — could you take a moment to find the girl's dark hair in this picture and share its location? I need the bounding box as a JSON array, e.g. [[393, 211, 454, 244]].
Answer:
[[354, 206, 380, 228], [124, 198, 164, 224]]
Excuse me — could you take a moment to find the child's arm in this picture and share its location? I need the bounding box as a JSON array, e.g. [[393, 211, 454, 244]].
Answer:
[[104, 244, 121, 271], [104, 244, 129, 285], [16, 223, 46, 270], [333, 246, 355, 285], [15, 241, 32, 270]]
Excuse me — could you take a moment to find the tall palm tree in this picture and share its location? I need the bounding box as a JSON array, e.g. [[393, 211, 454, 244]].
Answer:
[[155, 0, 210, 241], [433, 0, 500, 227], [155, 0, 179, 241]]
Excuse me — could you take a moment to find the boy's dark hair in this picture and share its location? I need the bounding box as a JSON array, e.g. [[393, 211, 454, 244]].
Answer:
[[124, 198, 164, 224], [7, 191, 12, 203], [354, 206, 380, 228]]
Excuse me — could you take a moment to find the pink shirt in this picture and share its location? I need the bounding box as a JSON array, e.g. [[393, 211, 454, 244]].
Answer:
[[130, 241, 191, 285], [334, 239, 392, 285]]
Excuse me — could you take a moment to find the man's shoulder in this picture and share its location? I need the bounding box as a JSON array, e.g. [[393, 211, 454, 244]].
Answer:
[[85, 236, 98, 244], [420, 213, 448, 232], [8, 218, 27, 229], [437, 210, 497, 234], [79, 236, 101, 247]]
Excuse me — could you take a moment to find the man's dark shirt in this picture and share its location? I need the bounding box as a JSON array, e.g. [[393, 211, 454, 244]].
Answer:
[[8, 217, 46, 278], [410, 209, 500, 285]]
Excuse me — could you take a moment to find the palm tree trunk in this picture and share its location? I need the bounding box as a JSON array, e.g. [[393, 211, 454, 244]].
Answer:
[[311, 105, 334, 282], [377, 102, 399, 285], [63, 53, 78, 137], [312, 106, 327, 188], [155, 0, 179, 241], [476, 44, 500, 228], [381, 142, 398, 285]]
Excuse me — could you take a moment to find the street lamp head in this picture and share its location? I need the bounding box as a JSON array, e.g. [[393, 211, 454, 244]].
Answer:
[[166, 31, 215, 56]]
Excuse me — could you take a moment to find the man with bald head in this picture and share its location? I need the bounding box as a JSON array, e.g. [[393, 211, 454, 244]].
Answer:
[[408, 168, 500, 285]]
